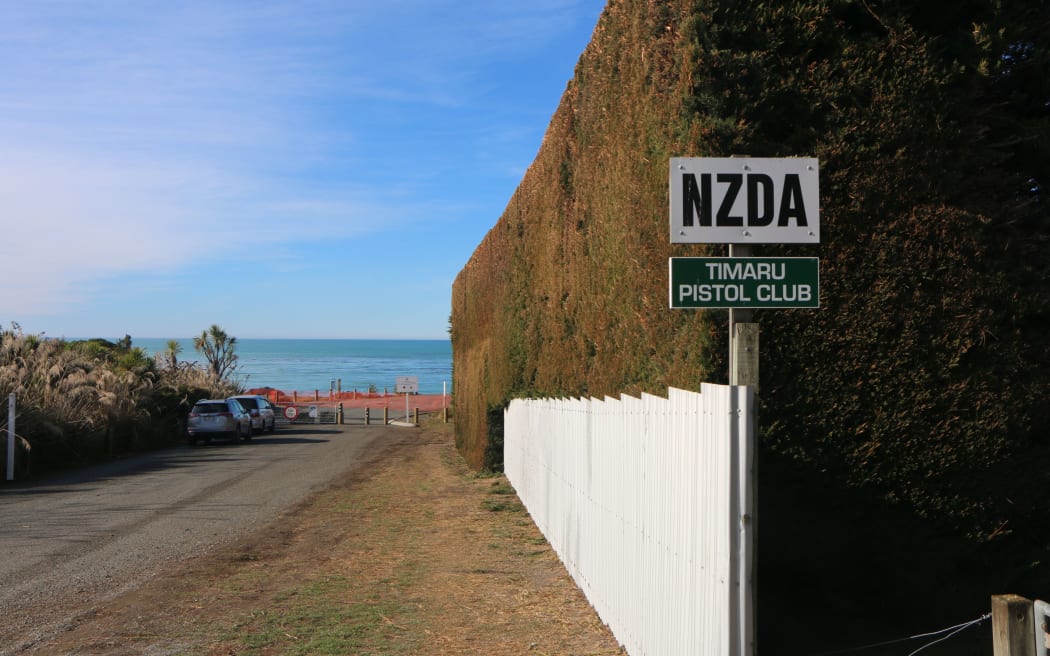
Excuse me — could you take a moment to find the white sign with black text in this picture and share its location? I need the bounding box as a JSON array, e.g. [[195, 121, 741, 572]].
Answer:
[[670, 157, 820, 244]]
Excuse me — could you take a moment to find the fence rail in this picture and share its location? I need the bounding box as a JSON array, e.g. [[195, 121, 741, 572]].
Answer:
[[273, 403, 433, 426], [504, 384, 755, 656]]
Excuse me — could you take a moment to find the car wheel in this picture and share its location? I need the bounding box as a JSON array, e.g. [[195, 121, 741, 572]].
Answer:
[[267, 418, 275, 433], [243, 422, 253, 441]]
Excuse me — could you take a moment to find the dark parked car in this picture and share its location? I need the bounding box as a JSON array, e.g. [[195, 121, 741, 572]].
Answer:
[[187, 398, 252, 445], [228, 395, 276, 432]]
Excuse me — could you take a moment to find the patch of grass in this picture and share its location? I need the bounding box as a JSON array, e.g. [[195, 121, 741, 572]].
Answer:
[[468, 470, 502, 480], [480, 475, 523, 513], [488, 480, 516, 495], [225, 577, 421, 655], [331, 500, 361, 514], [481, 497, 523, 513]]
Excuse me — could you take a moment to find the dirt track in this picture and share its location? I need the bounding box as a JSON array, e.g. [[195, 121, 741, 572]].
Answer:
[[4, 419, 621, 655]]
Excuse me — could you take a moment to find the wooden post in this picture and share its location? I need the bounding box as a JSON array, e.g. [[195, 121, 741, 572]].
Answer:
[[314, 390, 319, 402], [993, 594, 1036, 656], [414, 408, 419, 425], [732, 323, 760, 390], [383, 407, 389, 424], [337, 403, 343, 425], [443, 407, 448, 423], [728, 243, 759, 388], [365, 408, 370, 425]]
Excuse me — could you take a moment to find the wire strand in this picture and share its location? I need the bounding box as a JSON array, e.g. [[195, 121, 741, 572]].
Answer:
[[812, 613, 991, 656], [907, 614, 990, 655]]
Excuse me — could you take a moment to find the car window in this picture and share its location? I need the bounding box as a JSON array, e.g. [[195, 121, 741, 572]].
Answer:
[[194, 402, 228, 414], [236, 398, 259, 410], [258, 399, 272, 410], [228, 400, 246, 412]]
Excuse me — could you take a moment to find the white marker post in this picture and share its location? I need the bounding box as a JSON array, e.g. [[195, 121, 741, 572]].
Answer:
[[7, 393, 15, 481]]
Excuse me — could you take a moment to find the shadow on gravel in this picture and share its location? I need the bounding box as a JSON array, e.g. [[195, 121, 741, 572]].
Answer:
[[1, 451, 253, 494], [230, 437, 331, 446], [275, 427, 344, 436], [1, 430, 346, 493]]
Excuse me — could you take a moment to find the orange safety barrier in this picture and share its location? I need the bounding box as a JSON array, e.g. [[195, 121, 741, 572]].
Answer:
[[245, 388, 448, 412]]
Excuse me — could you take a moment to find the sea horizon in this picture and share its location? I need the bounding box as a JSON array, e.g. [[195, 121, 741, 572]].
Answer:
[[133, 337, 452, 395]]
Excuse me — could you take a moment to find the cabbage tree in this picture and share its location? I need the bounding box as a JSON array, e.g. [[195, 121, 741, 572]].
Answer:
[[193, 325, 237, 381]]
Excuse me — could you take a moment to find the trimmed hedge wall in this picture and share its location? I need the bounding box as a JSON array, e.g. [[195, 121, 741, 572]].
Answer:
[[451, 0, 1050, 545]]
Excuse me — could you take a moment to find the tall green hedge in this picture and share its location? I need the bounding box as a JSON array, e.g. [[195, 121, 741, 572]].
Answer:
[[451, 0, 1049, 541]]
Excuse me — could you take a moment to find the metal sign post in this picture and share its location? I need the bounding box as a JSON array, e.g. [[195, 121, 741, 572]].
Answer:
[[395, 376, 420, 423], [669, 156, 821, 387]]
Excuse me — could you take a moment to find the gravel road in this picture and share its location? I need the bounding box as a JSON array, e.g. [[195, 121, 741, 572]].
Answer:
[[0, 424, 389, 654]]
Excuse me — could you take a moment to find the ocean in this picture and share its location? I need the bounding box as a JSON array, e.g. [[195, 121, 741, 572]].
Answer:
[[134, 338, 452, 395]]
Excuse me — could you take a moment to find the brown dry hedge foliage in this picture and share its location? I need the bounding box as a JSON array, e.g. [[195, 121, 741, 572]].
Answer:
[[452, 0, 1050, 543]]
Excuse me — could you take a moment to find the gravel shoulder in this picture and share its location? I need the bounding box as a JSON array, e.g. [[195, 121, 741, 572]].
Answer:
[[12, 419, 621, 655]]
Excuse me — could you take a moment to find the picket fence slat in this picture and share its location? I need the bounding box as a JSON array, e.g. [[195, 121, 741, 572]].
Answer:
[[504, 384, 754, 656]]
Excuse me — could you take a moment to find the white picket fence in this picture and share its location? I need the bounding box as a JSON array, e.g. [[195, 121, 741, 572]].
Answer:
[[504, 384, 755, 656]]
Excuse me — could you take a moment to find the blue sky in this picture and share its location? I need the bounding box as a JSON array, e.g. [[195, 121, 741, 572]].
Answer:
[[0, 0, 606, 341]]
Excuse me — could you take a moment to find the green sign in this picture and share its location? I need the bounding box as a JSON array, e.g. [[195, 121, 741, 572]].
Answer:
[[669, 257, 819, 309]]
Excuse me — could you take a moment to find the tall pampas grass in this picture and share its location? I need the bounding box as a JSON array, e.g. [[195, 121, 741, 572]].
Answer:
[[1, 324, 239, 473]]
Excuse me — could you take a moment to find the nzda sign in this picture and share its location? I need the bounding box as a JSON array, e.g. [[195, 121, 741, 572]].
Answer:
[[670, 157, 820, 244]]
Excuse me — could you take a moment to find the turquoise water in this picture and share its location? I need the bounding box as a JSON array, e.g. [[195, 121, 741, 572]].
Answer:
[[135, 338, 452, 395]]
